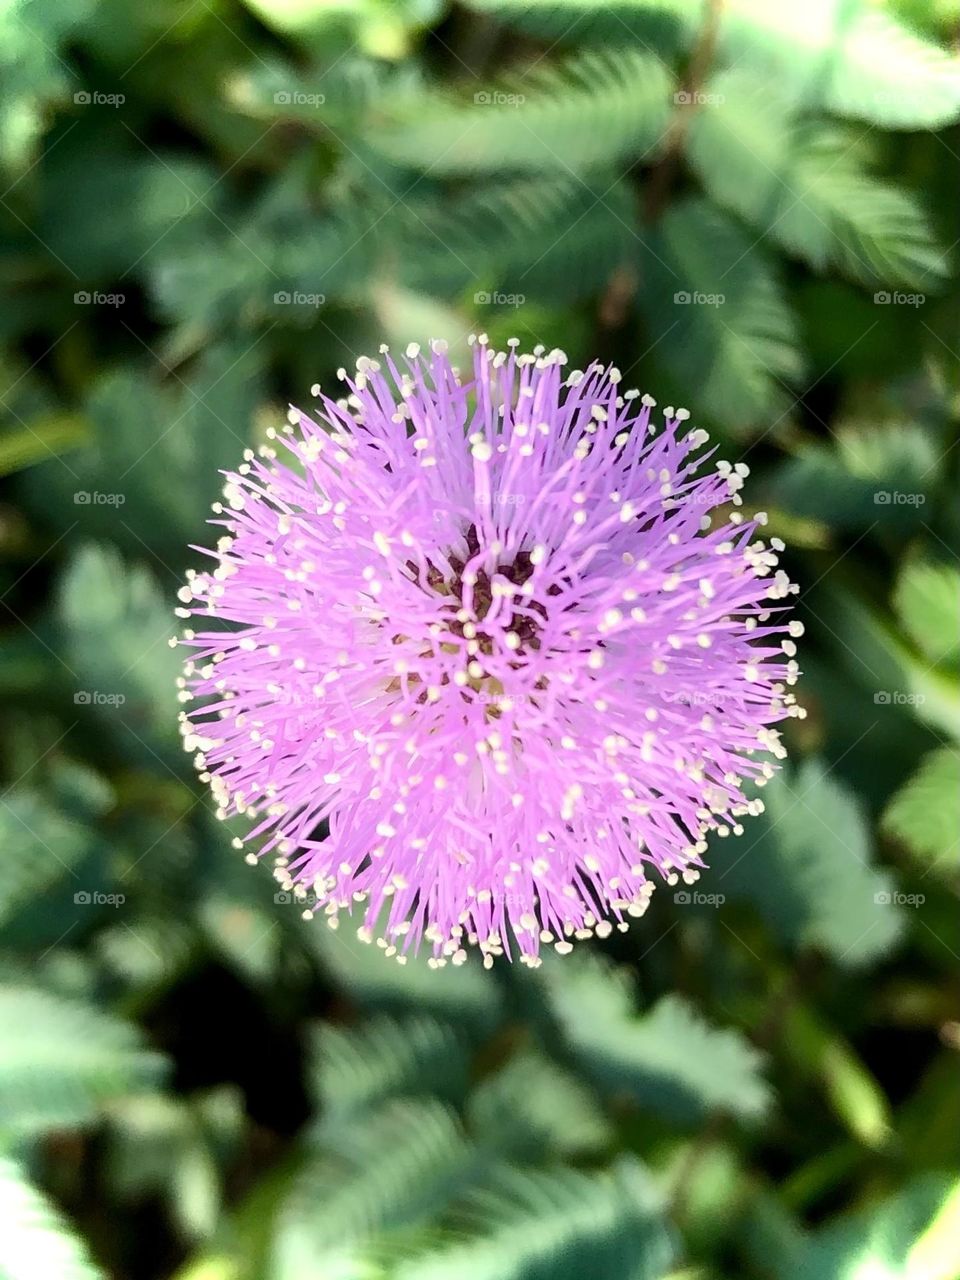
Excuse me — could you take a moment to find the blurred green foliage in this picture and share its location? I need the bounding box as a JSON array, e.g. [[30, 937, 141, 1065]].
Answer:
[[1, 0, 959, 1277]]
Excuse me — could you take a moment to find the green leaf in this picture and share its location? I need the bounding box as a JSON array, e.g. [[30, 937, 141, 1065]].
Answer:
[[835, 419, 941, 485], [369, 48, 673, 174], [467, 1048, 612, 1161], [883, 748, 960, 873], [709, 2, 960, 129], [537, 955, 771, 1125], [719, 758, 906, 967], [94, 915, 198, 994], [227, 55, 424, 130], [688, 75, 947, 288], [0, 792, 93, 931], [0, 0, 95, 175], [273, 1098, 475, 1276], [459, 0, 695, 50], [893, 561, 960, 667], [307, 910, 503, 1039], [814, 577, 960, 743], [821, 6, 960, 128], [239, 0, 443, 49], [0, 415, 89, 479], [0, 985, 166, 1138], [56, 544, 181, 761], [638, 197, 803, 431], [23, 342, 263, 561], [765, 449, 920, 534], [765, 420, 938, 533], [779, 1174, 960, 1280], [403, 174, 639, 304], [466, 0, 960, 127], [0, 1155, 105, 1280], [394, 1158, 676, 1280], [38, 148, 228, 281], [103, 1090, 243, 1245], [309, 1014, 469, 1117], [780, 1003, 892, 1149]]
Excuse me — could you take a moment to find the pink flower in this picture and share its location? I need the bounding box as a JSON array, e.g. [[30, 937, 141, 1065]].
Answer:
[[178, 338, 802, 966]]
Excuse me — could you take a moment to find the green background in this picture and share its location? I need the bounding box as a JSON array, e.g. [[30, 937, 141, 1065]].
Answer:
[[1, 1, 959, 1277]]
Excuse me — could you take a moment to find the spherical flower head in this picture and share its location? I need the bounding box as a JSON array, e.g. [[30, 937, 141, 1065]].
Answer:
[[177, 337, 803, 967]]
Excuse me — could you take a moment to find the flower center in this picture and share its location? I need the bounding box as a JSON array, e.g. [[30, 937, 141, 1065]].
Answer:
[[400, 524, 560, 716]]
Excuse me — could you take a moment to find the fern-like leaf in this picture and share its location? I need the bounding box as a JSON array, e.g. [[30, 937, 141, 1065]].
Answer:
[[394, 1158, 676, 1280], [309, 1015, 469, 1117], [399, 174, 639, 304], [369, 48, 672, 174], [719, 758, 906, 966], [0, 793, 94, 931], [468, 0, 960, 128], [883, 748, 960, 874], [535, 954, 771, 1125], [892, 560, 960, 667], [688, 73, 947, 289], [273, 1098, 475, 1278], [467, 1048, 612, 1161], [460, 0, 694, 51], [57, 544, 180, 760], [307, 910, 503, 1037], [638, 197, 803, 431], [0, 985, 167, 1138]]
